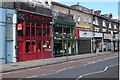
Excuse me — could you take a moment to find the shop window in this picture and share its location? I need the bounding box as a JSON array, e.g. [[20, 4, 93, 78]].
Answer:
[[26, 26, 30, 36], [54, 27, 62, 35], [43, 24, 46, 27], [43, 41, 47, 51], [47, 28, 50, 37], [43, 28, 46, 36], [26, 40, 36, 53], [43, 40, 51, 51], [31, 27, 35, 36], [31, 41, 36, 52], [64, 27, 70, 35], [37, 41, 41, 52], [71, 28, 74, 37], [36, 28, 42, 37], [26, 41, 30, 53], [36, 23, 42, 27]]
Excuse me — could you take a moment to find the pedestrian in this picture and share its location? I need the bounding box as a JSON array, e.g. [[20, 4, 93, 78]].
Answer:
[[96, 47, 99, 55]]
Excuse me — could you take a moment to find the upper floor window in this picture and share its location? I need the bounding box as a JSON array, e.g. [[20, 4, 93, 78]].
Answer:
[[76, 15, 81, 23], [94, 27, 99, 32], [84, 17, 87, 23], [103, 28, 106, 32], [93, 17, 99, 25], [53, 9, 59, 18], [109, 22, 111, 28], [114, 24, 117, 29], [102, 20, 106, 27], [88, 17, 91, 23]]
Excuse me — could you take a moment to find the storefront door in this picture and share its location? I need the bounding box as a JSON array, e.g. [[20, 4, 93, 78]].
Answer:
[[18, 41, 24, 61]]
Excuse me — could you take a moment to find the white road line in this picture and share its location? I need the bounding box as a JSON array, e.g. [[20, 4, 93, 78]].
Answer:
[[104, 67, 108, 71], [76, 64, 118, 80], [55, 68, 66, 73], [87, 56, 118, 65], [39, 72, 54, 77], [26, 75, 39, 78]]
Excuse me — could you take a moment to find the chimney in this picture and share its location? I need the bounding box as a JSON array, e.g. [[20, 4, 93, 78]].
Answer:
[[94, 10, 101, 15], [109, 13, 112, 19]]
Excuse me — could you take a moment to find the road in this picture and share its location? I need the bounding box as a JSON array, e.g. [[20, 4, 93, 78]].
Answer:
[[31, 57, 118, 79], [2, 53, 118, 80], [81, 65, 118, 78]]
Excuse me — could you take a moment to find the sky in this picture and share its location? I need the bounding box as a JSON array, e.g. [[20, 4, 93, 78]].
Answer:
[[57, 0, 119, 19]]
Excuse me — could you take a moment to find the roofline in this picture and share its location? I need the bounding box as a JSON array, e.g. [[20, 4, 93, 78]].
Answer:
[[51, 2, 93, 15], [93, 14, 119, 23]]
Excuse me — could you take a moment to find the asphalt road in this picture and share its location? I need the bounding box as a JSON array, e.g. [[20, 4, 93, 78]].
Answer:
[[34, 57, 118, 79], [2, 53, 118, 80], [81, 65, 118, 78]]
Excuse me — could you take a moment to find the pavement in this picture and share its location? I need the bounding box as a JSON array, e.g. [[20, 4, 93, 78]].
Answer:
[[0, 51, 118, 73]]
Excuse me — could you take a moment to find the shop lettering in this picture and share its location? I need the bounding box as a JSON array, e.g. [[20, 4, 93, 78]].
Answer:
[[18, 13, 25, 20], [18, 12, 51, 21]]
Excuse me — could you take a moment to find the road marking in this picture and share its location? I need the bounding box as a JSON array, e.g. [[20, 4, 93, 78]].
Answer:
[[87, 56, 118, 65], [38, 72, 54, 77], [76, 64, 118, 80], [2, 56, 118, 76], [55, 68, 66, 73], [104, 67, 108, 71], [26, 75, 39, 78]]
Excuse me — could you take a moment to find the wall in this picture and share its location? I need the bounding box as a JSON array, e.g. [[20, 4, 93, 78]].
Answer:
[[0, 8, 6, 64], [51, 4, 93, 31], [51, 4, 69, 14], [70, 9, 93, 30], [0, 8, 16, 64]]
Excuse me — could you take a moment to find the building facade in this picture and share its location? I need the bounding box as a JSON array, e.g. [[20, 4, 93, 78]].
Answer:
[[70, 4, 93, 54], [93, 11, 104, 52], [16, 2, 52, 61], [51, 2, 76, 57], [93, 11, 119, 52], [0, 8, 17, 64]]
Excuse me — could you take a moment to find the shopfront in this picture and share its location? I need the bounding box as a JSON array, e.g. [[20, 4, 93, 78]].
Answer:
[[113, 34, 119, 52], [94, 32, 103, 52], [53, 20, 76, 57], [76, 31, 93, 54], [17, 11, 52, 61], [103, 33, 112, 51]]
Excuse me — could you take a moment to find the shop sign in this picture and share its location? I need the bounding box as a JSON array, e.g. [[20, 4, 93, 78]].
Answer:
[[94, 33, 102, 37], [104, 34, 110, 39], [17, 11, 51, 22], [17, 23, 22, 30], [79, 31, 93, 38]]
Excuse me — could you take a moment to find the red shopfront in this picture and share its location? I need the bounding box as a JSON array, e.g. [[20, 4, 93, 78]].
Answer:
[[17, 11, 52, 61]]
